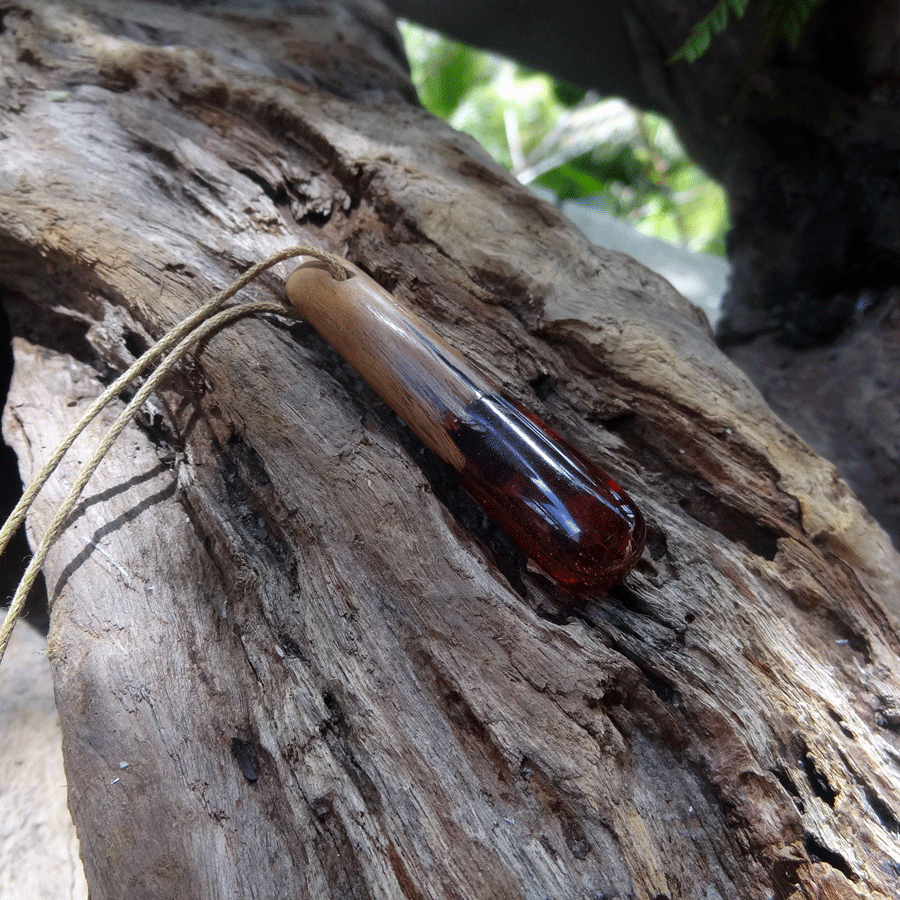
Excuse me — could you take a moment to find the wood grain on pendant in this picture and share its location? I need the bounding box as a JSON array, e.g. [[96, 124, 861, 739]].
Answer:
[[285, 259, 645, 593]]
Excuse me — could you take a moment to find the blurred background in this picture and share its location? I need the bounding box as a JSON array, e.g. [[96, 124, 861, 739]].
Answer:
[[399, 21, 731, 322]]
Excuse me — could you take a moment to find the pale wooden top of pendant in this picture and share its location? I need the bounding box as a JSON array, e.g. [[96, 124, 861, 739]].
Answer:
[[286, 259, 493, 471]]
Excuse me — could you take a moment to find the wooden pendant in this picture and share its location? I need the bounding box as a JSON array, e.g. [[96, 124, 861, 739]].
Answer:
[[285, 259, 645, 593]]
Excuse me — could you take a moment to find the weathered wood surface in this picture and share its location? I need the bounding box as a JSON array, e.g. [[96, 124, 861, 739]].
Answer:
[[390, 0, 900, 554], [1, 2, 900, 898], [0, 618, 88, 899], [727, 300, 900, 551]]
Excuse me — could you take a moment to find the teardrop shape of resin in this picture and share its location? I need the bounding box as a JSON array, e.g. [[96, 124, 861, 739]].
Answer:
[[286, 259, 645, 593], [448, 394, 644, 592]]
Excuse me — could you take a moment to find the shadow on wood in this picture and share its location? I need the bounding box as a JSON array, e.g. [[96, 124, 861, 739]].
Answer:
[[1, 2, 899, 899]]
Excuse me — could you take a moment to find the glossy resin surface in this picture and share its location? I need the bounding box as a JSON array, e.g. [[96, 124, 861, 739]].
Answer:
[[288, 260, 644, 593], [449, 394, 645, 592]]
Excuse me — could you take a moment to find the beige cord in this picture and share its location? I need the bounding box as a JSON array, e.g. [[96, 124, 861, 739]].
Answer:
[[0, 246, 345, 564], [0, 245, 348, 663]]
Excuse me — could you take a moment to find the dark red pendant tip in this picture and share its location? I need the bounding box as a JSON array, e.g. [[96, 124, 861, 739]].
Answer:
[[448, 393, 645, 593]]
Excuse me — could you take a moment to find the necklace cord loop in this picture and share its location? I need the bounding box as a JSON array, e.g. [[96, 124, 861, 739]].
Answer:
[[0, 245, 343, 663]]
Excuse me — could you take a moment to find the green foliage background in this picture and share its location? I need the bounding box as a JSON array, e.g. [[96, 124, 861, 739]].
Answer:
[[670, 0, 825, 64], [400, 23, 728, 257]]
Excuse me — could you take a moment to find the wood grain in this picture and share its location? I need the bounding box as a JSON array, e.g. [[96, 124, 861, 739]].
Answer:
[[1, 2, 899, 898], [286, 259, 486, 469]]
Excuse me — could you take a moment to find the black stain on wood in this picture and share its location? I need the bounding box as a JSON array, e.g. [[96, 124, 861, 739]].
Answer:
[[231, 736, 260, 783]]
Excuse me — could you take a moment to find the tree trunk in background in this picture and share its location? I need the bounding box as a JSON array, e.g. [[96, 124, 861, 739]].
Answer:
[[2, 2, 900, 899], [389, 0, 900, 551]]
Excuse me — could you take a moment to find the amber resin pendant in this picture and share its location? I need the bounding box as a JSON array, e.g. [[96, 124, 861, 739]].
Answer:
[[285, 259, 644, 593]]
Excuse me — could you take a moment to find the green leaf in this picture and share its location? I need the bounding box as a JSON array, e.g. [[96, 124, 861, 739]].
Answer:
[[670, 0, 741, 63], [709, 3, 730, 33], [420, 45, 479, 119], [760, 0, 827, 50], [691, 25, 712, 60], [671, 0, 826, 64], [553, 80, 588, 107], [400, 22, 729, 256], [535, 156, 609, 201]]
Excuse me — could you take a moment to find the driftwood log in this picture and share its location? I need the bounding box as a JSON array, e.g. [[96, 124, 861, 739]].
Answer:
[[2, 2, 900, 898], [391, 0, 900, 552]]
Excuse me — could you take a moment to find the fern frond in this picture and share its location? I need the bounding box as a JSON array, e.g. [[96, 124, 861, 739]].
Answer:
[[670, 0, 751, 64], [763, 0, 827, 49], [670, 0, 826, 65]]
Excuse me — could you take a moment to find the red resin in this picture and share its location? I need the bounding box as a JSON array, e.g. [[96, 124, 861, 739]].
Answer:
[[448, 394, 645, 593]]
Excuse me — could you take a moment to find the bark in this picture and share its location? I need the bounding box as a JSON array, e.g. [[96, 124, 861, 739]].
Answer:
[[389, 0, 900, 551], [2, 2, 900, 899], [727, 301, 900, 550]]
